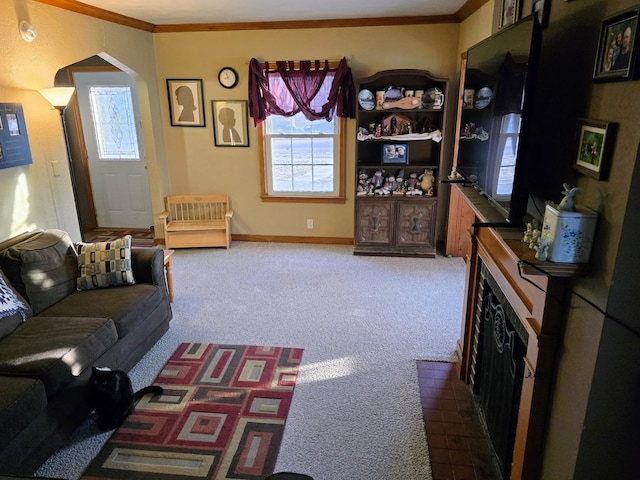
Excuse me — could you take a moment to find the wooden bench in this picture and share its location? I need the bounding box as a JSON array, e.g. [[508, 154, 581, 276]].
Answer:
[[160, 195, 233, 249]]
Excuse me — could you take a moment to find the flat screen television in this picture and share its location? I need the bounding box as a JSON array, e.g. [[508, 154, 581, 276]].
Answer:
[[456, 15, 542, 227]]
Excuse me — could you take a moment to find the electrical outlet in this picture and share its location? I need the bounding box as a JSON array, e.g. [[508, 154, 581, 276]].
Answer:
[[307, 219, 314, 229]]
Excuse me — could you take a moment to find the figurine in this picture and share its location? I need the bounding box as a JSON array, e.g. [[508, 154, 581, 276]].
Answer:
[[357, 171, 370, 196], [419, 169, 435, 192], [406, 172, 420, 191], [448, 166, 458, 180], [529, 229, 541, 250], [558, 182, 581, 211], [534, 239, 549, 261], [370, 169, 384, 189], [523, 222, 533, 244]]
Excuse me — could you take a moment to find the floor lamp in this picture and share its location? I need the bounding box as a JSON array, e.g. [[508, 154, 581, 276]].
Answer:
[[39, 87, 84, 236]]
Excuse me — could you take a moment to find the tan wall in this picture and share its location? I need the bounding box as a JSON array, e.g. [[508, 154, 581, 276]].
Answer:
[[0, 0, 170, 242], [458, 0, 496, 54], [153, 24, 460, 239]]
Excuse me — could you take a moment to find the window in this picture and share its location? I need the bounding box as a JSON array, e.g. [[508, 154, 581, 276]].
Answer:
[[492, 113, 521, 199], [261, 113, 345, 201], [250, 58, 354, 203], [87, 85, 140, 161]]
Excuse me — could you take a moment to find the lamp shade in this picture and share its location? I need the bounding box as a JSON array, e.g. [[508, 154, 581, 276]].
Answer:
[[39, 87, 75, 109]]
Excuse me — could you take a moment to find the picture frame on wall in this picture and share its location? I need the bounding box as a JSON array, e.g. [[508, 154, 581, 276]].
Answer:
[[593, 6, 640, 82], [212, 100, 249, 147], [500, 0, 520, 29], [382, 143, 409, 164], [532, 0, 550, 28], [573, 118, 616, 180], [166, 79, 206, 127]]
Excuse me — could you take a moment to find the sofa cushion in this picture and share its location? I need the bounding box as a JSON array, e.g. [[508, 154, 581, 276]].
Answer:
[[0, 376, 47, 452], [76, 235, 135, 291], [0, 229, 77, 315], [0, 269, 32, 340], [39, 283, 164, 338], [0, 316, 118, 396]]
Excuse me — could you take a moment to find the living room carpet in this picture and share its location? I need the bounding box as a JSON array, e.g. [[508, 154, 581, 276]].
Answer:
[[81, 343, 303, 480]]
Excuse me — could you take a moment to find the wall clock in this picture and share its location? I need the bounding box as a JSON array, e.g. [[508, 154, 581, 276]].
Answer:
[[218, 67, 238, 89]]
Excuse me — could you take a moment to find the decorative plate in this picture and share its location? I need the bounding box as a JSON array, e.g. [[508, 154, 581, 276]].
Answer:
[[474, 87, 493, 109], [382, 86, 404, 103], [358, 89, 375, 110], [422, 87, 444, 109]]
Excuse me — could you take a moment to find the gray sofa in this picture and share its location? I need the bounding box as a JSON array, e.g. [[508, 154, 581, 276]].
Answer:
[[0, 229, 172, 475]]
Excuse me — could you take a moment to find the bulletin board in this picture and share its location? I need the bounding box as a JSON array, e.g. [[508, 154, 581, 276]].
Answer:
[[0, 103, 33, 169]]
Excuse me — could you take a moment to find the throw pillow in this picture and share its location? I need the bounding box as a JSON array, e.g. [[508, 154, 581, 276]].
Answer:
[[0, 269, 30, 340], [76, 235, 135, 291]]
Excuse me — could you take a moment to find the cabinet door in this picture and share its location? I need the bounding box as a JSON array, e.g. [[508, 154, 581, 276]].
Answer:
[[355, 199, 394, 245], [396, 199, 436, 247]]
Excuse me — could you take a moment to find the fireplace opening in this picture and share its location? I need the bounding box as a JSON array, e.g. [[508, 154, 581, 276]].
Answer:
[[470, 261, 529, 479]]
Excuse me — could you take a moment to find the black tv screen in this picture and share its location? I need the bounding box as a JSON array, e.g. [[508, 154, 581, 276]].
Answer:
[[456, 16, 542, 226]]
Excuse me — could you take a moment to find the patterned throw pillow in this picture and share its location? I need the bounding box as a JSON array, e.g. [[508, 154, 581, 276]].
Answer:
[[76, 235, 135, 291], [0, 271, 27, 321]]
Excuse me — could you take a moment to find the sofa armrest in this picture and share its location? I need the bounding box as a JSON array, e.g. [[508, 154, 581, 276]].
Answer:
[[131, 247, 168, 298]]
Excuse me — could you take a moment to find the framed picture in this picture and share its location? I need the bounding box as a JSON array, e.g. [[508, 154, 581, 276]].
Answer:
[[532, 0, 550, 28], [500, 0, 519, 29], [212, 100, 249, 147], [166, 79, 206, 127], [382, 143, 408, 164], [574, 118, 616, 180], [593, 6, 640, 82]]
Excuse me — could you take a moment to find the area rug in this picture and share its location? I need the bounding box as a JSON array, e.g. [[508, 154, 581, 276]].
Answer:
[[81, 343, 304, 480]]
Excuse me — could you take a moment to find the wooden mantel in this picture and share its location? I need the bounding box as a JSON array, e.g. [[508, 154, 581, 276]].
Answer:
[[449, 184, 579, 480]]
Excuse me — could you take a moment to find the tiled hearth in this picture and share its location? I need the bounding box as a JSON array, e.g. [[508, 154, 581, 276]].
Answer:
[[417, 361, 502, 480]]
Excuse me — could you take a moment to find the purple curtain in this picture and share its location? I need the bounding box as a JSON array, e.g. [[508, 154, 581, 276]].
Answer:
[[248, 57, 355, 127]]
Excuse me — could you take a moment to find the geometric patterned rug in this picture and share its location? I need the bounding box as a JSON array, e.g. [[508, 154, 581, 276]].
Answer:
[[81, 343, 304, 480]]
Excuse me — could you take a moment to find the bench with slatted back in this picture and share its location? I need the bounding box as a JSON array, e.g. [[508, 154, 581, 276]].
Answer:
[[160, 195, 233, 249]]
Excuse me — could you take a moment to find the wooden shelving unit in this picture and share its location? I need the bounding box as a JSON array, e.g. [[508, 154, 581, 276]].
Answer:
[[353, 69, 449, 257]]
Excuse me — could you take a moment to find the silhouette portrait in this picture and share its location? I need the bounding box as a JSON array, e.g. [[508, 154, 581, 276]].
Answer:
[[167, 79, 205, 126], [175, 86, 196, 122], [212, 100, 248, 146]]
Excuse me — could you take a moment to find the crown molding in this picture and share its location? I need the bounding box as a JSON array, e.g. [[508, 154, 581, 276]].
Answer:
[[34, 0, 487, 32]]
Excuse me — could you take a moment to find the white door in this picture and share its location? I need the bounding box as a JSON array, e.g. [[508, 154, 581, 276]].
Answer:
[[73, 71, 153, 229]]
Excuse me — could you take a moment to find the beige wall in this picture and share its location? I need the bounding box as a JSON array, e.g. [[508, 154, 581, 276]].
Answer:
[[153, 24, 460, 239], [1, 1, 635, 478], [458, 0, 496, 54], [0, 0, 169, 242]]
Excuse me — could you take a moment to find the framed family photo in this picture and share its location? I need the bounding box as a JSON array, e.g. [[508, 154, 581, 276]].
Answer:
[[501, 0, 520, 29], [532, 0, 550, 28], [166, 79, 206, 127], [574, 118, 616, 180], [382, 143, 408, 164], [593, 6, 640, 82], [212, 100, 249, 147]]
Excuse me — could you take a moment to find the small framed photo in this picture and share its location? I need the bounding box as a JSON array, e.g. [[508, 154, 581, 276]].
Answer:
[[212, 100, 249, 147], [166, 79, 206, 127], [382, 143, 408, 164], [574, 118, 616, 180], [593, 6, 640, 82], [500, 0, 520, 29], [532, 0, 550, 28]]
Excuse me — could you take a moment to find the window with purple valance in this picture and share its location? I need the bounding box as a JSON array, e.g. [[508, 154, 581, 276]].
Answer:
[[248, 57, 356, 127]]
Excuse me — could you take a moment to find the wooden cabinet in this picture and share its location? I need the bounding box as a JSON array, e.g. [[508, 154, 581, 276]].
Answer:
[[445, 184, 477, 260], [353, 69, 448, 258], [355, 196, 436, 256]]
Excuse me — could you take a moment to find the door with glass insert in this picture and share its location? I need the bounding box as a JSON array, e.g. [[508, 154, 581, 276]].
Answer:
[[73, 71, 153, 229]]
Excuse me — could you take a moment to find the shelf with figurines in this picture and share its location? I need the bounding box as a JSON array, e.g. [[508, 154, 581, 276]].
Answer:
[[356, 167, 437, 198], [357, 112, 442, 142]]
